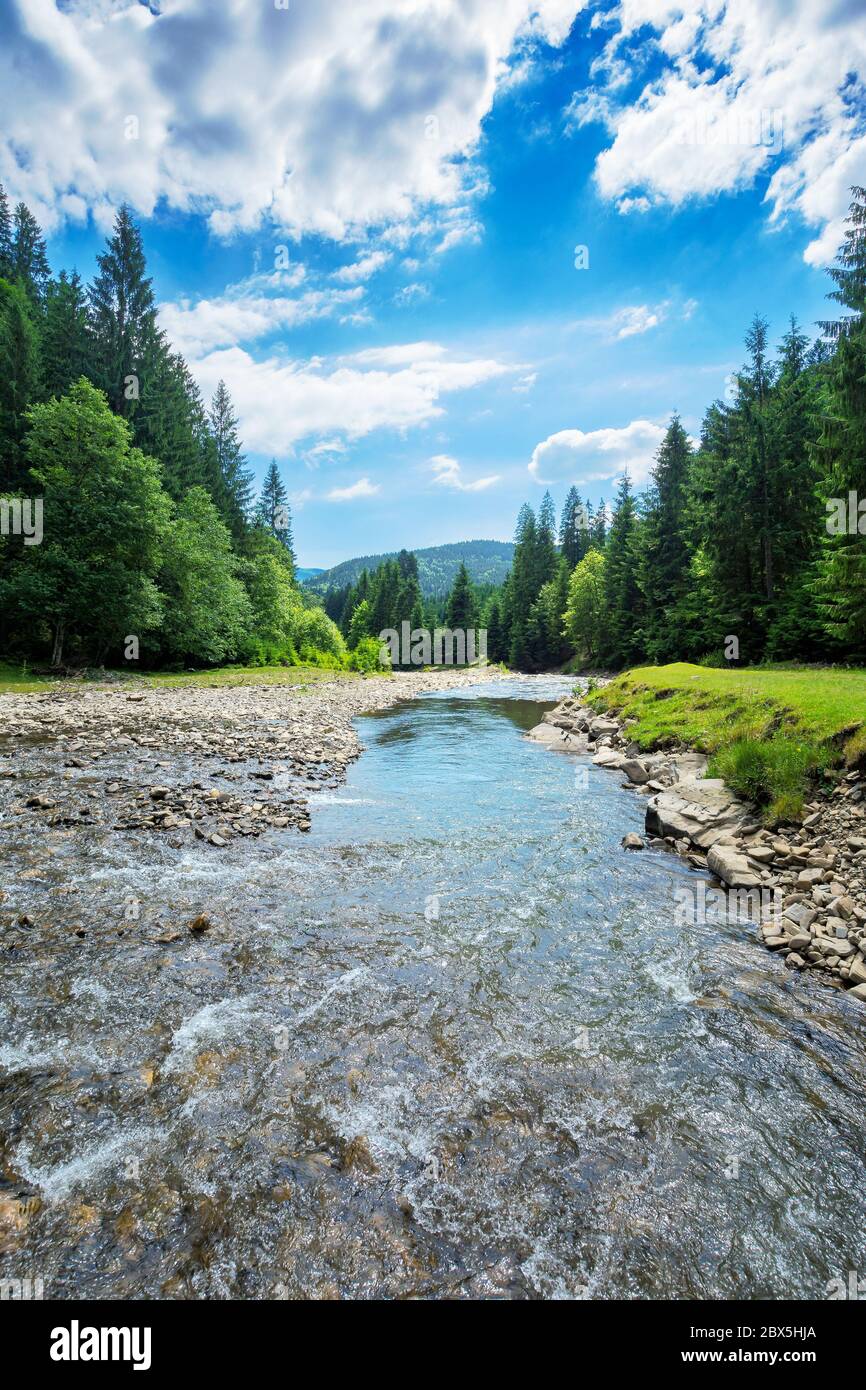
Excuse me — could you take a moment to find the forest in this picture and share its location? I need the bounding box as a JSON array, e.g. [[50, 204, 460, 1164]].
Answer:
[[1, 188, 864, 676]]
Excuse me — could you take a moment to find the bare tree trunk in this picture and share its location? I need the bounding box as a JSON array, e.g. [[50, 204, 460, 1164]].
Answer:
[[51, 620, 65, 668]]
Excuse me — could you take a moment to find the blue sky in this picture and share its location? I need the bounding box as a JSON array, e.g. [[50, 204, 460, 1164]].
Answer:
[[3, 1, 865, 566]]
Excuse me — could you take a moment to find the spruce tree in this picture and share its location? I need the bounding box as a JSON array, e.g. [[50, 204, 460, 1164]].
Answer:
[[88, 205, 156, 417], [41, 272, 91, 399], [0, 277, 41, 489], [209, 380, 254, 542], [445, 561, 476, 630], [600, 471, 642, 668], [815, 187, 866, 654], [637, 415, 693, 662], [258, 459, 295, 564], [559, 486, 588, 569], [11, 203, 50, 304], [0, 185, 13, 280]]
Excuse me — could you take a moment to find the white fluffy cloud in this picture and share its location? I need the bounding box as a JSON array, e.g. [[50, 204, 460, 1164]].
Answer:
[[327, 477, 380, 502], [0, 0, 586, 238], [159, 282, 364, 358], [429, 454, 500, 491], [529, 419, 667, 485], [579, 0, 866, 264], [190, 343, 512, 456]]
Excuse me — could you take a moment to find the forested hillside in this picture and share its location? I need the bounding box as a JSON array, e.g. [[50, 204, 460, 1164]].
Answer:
[[305, 540, 514, 598]]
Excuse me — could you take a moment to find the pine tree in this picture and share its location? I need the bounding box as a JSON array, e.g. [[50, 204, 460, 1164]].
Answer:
[[600, 471, 642, 668], [209, 380, 254, 542], [0, 185, 13, 280], [0, 277, 41, 489], [11, 203, 50, 304], [258, 459, 295, 564], [445, 561, 476, 630], [41, 272, 90, 399], [637, 415, 693, 662], [559, 486, 588, 569], [88, 205, 157, 417], [815, 187, 866, 654]]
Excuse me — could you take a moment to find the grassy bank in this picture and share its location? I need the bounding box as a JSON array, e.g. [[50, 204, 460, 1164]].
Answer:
[[589, 663, 866, 821]]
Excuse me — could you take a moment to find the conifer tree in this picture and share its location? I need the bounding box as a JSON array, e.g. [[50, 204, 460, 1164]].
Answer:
[[600, 472, 641, 668], [445, 561, 476, 630], [209, 380, 254, 542], [41, 272, 90, 400], [0, 185, 13, 280], [815, 186, 866, 653], [559, 486, 588, 569], [12, 203, 50, 304], [258, 460, 295, 565], [88, 206, 157, 417], [637, 415, 693, 662]]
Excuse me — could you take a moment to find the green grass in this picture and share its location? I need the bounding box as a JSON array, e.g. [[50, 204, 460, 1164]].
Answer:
[[590, 663, 866, 821], [0, 662, 54, 693]]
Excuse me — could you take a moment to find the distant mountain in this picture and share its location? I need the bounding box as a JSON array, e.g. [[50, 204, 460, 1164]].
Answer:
[[303, 540, 514, 598], [295, 567, 325, 583]]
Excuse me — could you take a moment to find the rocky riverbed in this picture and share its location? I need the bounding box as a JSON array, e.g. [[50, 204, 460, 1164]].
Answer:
[[0, 668, 509, 858], [531, 695, 866, 1003]]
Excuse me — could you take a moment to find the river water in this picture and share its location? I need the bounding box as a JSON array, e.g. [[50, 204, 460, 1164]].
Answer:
[[1, 675, 864, 1299]]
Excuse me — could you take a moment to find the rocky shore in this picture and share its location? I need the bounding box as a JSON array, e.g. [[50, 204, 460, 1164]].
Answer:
[[531, 694, 866, 1004], [0, 667, 508, 851]]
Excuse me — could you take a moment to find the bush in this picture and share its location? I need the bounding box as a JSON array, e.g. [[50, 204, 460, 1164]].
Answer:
[[349, 635, 389, 673], [293, 606, 347, 660]]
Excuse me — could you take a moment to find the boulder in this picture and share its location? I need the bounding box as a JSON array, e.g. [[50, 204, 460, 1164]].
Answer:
[[593, 747, 624, 769], [707, 842, 762, 889], [645, 777, 745, 850], [620, 758, 650, 785], [621, 832, 644, 850], [589, 716, 620, 738]]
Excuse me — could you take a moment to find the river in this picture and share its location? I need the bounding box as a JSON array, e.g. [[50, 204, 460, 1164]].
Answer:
[[1, 675, 864, 1299]]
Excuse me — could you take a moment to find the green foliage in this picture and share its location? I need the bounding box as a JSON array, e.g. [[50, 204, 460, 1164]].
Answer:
[[0, 277, 40, 489], [564, 549, 606, 663], [349, 635, 389, 672], [3, 379, 169, 666], [159, 486, 252, 665]]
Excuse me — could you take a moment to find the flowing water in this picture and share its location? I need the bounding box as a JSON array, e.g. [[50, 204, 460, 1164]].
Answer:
[[1, 675, 864, 1300]]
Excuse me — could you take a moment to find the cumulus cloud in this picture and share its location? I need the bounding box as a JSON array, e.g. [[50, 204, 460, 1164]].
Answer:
[[529, 420, 667, 485], [332, 251, 392, 284], [429, 454, 500, 492], [159, 283, 364, 358], [327, 477, 380, 502], [577, 0, 866, 264], [189, 344, 512, 456], [0, 0, 586, 238]]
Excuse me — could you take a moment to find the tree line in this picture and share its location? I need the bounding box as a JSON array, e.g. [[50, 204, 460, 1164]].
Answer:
[[466, 188, 865, 672], [0, 193, 352, 671]]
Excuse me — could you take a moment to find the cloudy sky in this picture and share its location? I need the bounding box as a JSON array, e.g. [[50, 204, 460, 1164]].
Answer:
[[2, 0, 864, 566]]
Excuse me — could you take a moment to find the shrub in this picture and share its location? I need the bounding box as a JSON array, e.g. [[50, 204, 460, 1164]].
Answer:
[[349, 635, 389, 672]]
